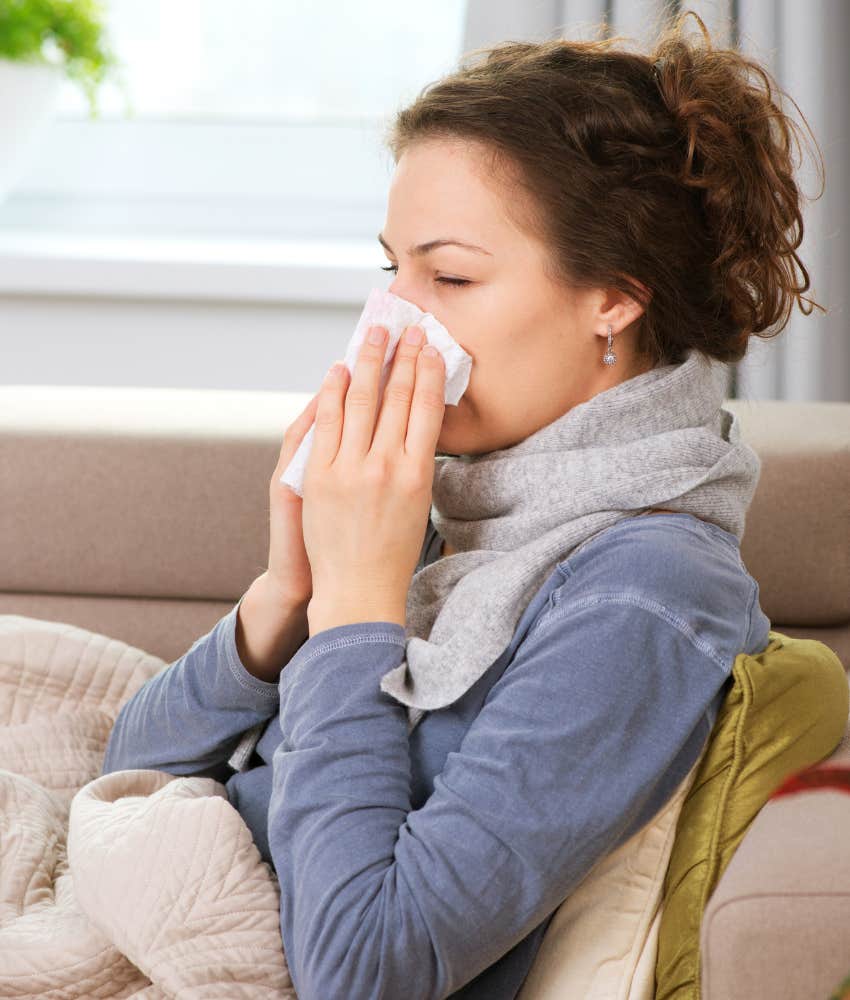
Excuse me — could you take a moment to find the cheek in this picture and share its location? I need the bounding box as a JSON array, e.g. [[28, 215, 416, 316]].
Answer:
[[445, 307, 517, 401], [462, 340, 511, 394]]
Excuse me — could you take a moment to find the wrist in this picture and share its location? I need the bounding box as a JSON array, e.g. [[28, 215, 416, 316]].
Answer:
[[307, 591, 406, 637], [260, 569, 311, 611], [235, 574, 310, 683]]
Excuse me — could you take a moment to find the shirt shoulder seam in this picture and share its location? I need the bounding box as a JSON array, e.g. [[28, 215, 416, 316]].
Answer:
[[528, 591, 732, 676]]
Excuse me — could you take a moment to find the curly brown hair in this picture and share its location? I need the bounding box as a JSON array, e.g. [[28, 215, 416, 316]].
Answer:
[[381, 9, 826, 368]]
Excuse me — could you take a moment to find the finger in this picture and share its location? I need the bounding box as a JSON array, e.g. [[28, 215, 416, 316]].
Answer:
[[405, 345, 446, 462], [308, 359, 351, 471], [338, 325, 388, 458], [274, 391, 321, 474], [373, 325, 426, 454]]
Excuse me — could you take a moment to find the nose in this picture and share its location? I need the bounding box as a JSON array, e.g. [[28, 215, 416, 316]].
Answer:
[[387, 276, 426, 311]]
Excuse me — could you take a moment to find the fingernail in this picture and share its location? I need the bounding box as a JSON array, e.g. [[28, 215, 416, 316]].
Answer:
[[368, 325, 385, 345], [422, 345, 439, 358], [404, 325, 424, 345], [325, 361, 346, 379]]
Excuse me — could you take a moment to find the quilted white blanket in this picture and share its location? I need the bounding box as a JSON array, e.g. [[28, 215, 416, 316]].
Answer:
[[0, 614, 296, 999], [0, 612, 701, 1000]]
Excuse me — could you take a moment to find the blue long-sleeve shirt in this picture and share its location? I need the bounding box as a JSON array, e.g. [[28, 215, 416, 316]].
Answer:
[[102, 511, 771, 999]]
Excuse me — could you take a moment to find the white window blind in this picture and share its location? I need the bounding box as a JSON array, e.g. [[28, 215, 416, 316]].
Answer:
[[0, 0, 469, 240]]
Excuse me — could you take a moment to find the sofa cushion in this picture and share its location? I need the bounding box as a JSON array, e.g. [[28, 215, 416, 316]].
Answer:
[[655, 629, 849, 999]]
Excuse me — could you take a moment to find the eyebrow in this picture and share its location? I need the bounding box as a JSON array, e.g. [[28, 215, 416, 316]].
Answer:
[[377, 232, 493, 257]]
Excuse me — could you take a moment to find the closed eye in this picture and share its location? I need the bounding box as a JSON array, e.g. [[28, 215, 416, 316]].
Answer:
[[380, 264, 470, 287]]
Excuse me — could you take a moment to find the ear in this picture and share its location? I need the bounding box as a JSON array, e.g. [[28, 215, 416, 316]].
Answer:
[[597, 278, 650, 332]]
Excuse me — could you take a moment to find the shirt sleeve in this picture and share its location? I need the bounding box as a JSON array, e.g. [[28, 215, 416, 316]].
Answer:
[[101, 593, 281, 781], [268, 595, 732, 1000]]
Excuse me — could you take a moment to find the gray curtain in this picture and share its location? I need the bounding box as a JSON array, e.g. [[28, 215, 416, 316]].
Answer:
[[462, 0, 850, 403]]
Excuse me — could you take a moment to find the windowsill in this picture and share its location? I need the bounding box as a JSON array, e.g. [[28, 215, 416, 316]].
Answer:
[[0, 231, 383, 305]]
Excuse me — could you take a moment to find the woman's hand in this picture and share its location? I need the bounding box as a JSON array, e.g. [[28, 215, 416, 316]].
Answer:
[[232, 394, 325, 683], [266, 389, 323, 608], [302, 324, 446, 634]]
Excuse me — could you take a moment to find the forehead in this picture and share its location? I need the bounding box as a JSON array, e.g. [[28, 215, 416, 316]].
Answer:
[[386, 139, 522, 246]]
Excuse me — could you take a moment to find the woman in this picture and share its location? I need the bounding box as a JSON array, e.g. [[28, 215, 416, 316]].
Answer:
[[102, 11, 823, 999]]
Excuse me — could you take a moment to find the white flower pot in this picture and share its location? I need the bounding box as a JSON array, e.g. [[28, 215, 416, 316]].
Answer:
[[0, 56, 63, 204]]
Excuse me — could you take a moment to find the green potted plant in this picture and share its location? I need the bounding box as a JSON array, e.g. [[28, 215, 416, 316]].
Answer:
[[0, 0, 122, 202]]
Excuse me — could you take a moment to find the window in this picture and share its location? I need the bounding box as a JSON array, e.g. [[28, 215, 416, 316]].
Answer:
[[0, 0, 469, 240]]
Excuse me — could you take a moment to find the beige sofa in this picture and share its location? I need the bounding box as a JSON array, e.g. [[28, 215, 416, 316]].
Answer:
[[1, 383, 849, 998]]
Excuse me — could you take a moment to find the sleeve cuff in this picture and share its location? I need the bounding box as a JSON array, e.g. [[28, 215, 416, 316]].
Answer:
[[220, 593, 282, 702], [287, 621, 407, 673]]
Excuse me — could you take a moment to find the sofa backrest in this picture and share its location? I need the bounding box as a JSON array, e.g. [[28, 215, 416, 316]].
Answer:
[[1, 385, 847, 669]]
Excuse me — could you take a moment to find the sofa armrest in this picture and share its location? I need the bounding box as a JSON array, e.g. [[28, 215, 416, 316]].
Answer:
[[700, 713, 850, 1000]]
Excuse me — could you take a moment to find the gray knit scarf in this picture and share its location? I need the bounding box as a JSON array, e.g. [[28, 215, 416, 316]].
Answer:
[[378, 347, 762, 736]]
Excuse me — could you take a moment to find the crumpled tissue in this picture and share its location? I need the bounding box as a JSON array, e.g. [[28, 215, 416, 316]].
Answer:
[[279, 286, 472, 497]]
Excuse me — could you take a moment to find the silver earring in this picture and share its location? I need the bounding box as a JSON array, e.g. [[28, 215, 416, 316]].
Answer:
[[602, 324, 617, 366]]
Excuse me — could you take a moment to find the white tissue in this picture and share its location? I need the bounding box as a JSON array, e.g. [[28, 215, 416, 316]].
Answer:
[[279, 287, 473, 497]]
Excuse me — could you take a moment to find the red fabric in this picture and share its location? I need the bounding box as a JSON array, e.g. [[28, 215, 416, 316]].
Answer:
[[770, 765, 850, 800]]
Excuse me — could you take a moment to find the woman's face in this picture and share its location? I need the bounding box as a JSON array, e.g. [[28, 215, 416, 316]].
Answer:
[[379, 138, 652, 457]]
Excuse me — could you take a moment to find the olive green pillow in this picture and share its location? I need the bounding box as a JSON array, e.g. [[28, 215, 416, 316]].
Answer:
[[655, 629, 849, 1000]]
